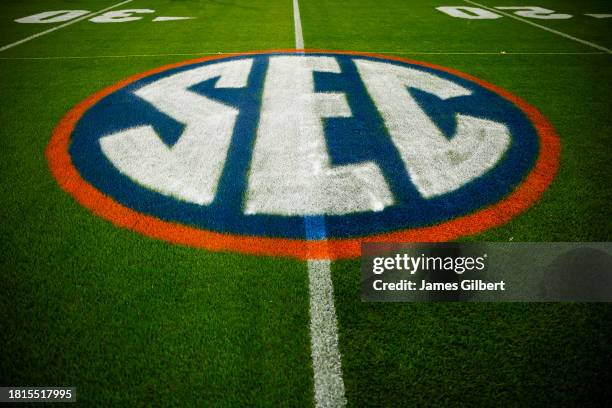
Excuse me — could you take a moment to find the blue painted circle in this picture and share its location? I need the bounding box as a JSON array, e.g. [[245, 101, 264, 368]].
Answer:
[[69, 52, 539, 240]]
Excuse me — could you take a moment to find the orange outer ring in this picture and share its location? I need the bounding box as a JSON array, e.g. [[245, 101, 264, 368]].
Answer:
[[46, 49, 561, 260]]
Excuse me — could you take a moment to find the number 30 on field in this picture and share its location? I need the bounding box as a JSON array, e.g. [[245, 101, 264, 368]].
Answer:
[[14, 9, 183, 24]]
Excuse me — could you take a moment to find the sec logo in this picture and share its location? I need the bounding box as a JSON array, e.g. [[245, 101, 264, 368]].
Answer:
[[47, 50, 560, 259]]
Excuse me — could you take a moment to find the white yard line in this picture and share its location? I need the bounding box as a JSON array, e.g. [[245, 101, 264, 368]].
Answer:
[[0, 0, 134, 53], [294, 1, 345, 404], [307, 260, 347, 408], [293, 0, 304, 49], [463, 0, 612, 54]]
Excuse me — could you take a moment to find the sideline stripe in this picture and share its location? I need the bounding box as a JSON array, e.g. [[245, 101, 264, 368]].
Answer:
[[293, 0, 304, 49], [307, 259, 347, 408], [0, 0, 134, 52], [463, 0, 612, 54]]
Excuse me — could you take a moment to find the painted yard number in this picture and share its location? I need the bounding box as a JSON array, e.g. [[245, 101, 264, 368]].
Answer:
[[437, 6, 603, 19], [15, 10, 192, 24]]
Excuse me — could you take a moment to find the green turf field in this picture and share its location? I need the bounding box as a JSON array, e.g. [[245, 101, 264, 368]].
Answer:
[[1, 0, 611, 406]]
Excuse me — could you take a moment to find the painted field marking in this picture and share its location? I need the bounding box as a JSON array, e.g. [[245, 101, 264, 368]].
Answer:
[[0, 0, 134, 52], [585, 14, 612, 19], [308, 259, 347, 408], [45, 50, 559, 257], [293, 0, 304, 49], [153, 17, 196, 22], [15, 9, 196, 24], [292, 1, 345, 405], [463, 0, 612, 54]]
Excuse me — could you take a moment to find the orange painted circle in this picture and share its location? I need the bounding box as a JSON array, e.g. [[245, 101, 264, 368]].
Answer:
[[46, 49, 560, 260]]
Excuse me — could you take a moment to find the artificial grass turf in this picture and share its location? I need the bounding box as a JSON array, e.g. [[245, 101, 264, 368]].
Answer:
[[1, 239, 314, 406], [1, 0, 611, 406]]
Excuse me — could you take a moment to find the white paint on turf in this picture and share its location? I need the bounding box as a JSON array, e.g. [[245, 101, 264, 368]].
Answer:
[[153, 17, 196, 22], [585, 14, 612, 19], [245, 56, 393, 216], [89, 9, 154, 23], [463, 0, 612, 54], [308, 260, 347, 408], [99, 54, 511, 210], [437, 6, 501, 20], [293, 0, 304, 49], [355, 58, 510, 198], [0, 0, 134, 52], [15, 10, 90, 24], [290, 3, 346, 406], [494, 6, 571, 20], [100, 59, 253, 205]]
